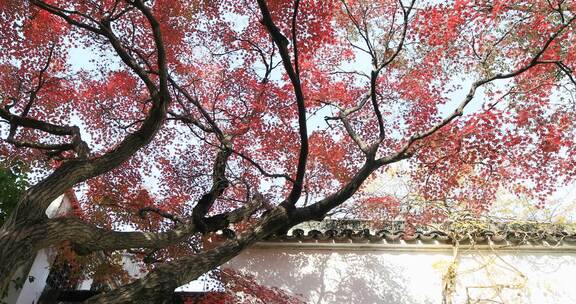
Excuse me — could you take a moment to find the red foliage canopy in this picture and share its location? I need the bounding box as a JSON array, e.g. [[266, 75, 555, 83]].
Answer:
[[2, 0, 576, 301]]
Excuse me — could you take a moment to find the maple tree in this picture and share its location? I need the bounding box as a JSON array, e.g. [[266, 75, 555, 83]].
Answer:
[[2, 0, 576, 302]]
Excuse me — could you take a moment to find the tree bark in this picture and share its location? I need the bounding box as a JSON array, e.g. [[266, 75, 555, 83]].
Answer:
[[0, 222, 49, 295], [84, 207, 291, 303]]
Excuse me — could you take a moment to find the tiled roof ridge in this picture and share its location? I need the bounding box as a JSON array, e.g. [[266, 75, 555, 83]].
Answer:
[[216, 219, 576, 245], [264, 227, 576, 244], [260, 219, 576, 245]]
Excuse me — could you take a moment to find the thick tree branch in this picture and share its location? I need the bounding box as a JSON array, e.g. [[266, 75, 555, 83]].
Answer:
[[4, 0, 172, 227], [0, 107, 90, 158], [85, 206, 291, 303], [0, 108, 79, 136], [45, 218, 197, 255], [33, 193, 266, 257], [257, 0, 308, 207], [202, 192, 267, 231], [192, 137, 233, 231], [5, 140, 74, 153], [369, 70, 386, 141]]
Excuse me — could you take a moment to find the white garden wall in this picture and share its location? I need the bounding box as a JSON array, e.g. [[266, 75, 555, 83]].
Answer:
[[227, 242, 576, 304]]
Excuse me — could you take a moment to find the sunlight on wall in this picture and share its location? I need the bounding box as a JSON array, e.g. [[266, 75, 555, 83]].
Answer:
[[227, 246, 576, 304]]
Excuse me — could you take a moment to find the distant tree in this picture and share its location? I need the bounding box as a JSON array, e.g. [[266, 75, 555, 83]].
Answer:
[[0, 160, 27, 227]]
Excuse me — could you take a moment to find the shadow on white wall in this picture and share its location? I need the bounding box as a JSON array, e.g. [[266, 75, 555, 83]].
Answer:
[[227, 247, 576, 304]]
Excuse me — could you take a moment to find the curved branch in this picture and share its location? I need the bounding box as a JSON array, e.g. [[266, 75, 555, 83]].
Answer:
[[257, 0, 308, 207], [84, 206, 291, 303], [44, 218, 197, 255], [8, 1, 172, 225], [40, 193, 266, 256], [192, 137, 233, 230]]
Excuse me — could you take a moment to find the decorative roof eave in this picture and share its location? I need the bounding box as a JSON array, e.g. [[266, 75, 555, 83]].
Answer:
[[256, 229, 576, 250], [250, 239, 576, 252], [218, 219, 576, 250]]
